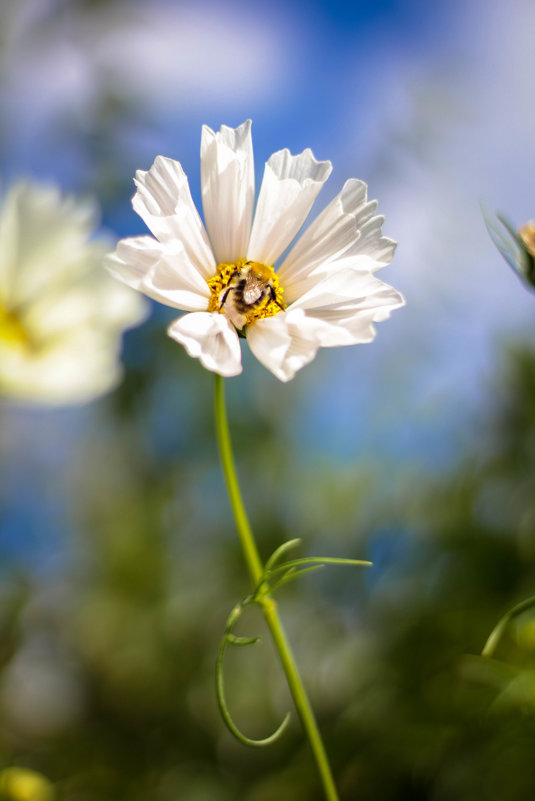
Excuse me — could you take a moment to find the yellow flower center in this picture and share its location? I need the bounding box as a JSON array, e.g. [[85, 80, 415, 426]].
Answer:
[[207, 257, 286, 328], [0, 304, 30, 348]]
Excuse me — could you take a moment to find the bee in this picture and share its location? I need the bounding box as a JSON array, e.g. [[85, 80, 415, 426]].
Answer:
[[219, 261, 284, 330]]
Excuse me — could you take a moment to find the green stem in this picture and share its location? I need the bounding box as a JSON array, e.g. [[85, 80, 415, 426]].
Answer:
[[482, 594, 535, 658], [213, 374, 340, 801]]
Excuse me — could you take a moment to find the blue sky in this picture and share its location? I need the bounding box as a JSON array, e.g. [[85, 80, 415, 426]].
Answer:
[[1, 0, 535, 475]]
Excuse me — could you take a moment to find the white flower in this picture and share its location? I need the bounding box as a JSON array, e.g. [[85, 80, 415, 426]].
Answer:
[[106, 120, 404, 381], [0, 182, 148, 404]]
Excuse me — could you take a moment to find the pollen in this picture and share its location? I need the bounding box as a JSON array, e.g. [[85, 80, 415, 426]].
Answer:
[[207, 257, 286, 328]]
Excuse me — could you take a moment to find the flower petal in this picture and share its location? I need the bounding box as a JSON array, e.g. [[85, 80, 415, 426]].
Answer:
[[105, 235, 210, 311], [290, 267, 405, 346], [168, 312, 242, 376], [0, 328, 125, 405], [292, 265, 396, 309], [247, 308, 323, 382], [340, 213, 396, 266], [132, 155, 216, 279], [247, 148, 332, 266], [278, 179, 396, 300], [200, 120, 255, 264], [278, 180, 364, 287], [0, 183, 100, 307]]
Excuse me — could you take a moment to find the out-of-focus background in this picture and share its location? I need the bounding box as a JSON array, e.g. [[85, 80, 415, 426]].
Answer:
[[1, 0, 535, 799]]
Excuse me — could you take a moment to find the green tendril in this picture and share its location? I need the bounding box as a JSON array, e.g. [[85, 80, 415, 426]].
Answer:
[[216, 544, 372, 747], [216, 599, 291, 747]]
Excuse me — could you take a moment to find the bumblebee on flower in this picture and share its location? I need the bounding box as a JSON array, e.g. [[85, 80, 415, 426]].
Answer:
[[208, 258, 285, 331], [106, 120, 404, 381]]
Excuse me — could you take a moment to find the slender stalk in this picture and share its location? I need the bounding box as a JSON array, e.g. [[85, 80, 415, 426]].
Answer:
[[482, 594, 535, 657], [214, 374, 340, 801]]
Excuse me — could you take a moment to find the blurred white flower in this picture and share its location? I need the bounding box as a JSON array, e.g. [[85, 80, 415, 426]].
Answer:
[[107, 121, 404, 381], [0, 182, 148, 404]]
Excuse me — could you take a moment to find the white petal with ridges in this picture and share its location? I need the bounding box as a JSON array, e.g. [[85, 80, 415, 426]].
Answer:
[[289, 268, 405, 347], [168, 312, 242, 376], [247, 148, 332, 266], [278, 180, 366, 289], [284, 252, 401, 309], [132, 156, 216, 279], [292, 267, 393, 309], [247, 308, 323, 382], [296, 269, 404, 315], [341, 214, 396, 266], [105, 236, 210, 311], [279, 179, 397, 302], [201, 120, 254, 264]]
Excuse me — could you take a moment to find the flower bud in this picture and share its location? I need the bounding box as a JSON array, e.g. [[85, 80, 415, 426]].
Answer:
[[483, 209, 535, 290], [519, 221, 535, 259]]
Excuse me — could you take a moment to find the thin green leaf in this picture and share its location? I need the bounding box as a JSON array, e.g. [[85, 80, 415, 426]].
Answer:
[[264, 538, 302, 572], [496, 213, 524, 244], [269, 564, 325, 595], [268, 556, 372, 578], [227, 633, 261, 647]]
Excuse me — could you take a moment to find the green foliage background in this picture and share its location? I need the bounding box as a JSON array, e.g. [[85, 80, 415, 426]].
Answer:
[[2, 325, 535, 801]]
